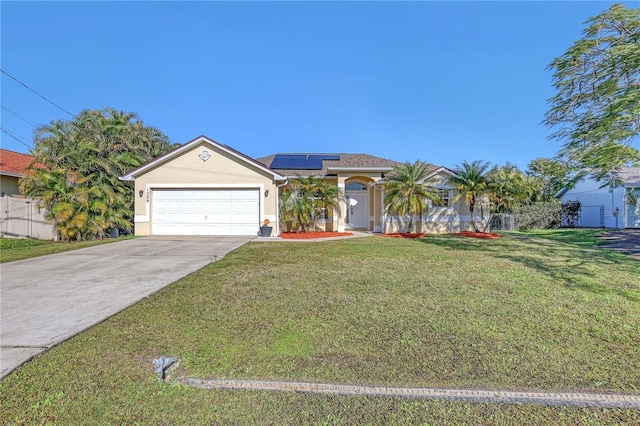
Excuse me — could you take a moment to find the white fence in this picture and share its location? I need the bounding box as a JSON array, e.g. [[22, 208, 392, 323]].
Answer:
[[0, 195, 57, 240]]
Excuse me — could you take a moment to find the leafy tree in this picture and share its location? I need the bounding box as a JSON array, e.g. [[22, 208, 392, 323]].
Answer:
[[20, 108, 173, 241], [627, 188, 640, 208], [488, 163, 539, 213], [544, 3, 640, 183], [384, 161, 442, 233], [526, 157, 575, 201], [279, 175, 341, 232], [449, 160, 491, 232]]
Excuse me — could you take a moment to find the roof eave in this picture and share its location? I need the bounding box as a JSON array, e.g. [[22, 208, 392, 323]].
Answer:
[[119, 135, 286, 181], [327, 167, 395, 172], [0, 171, 26, 178], [425, 166, 457, 179]]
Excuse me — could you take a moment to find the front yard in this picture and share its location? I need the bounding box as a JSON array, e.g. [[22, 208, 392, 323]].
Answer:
[[1, 230, 638, 424], [0, 237, 128, 263]]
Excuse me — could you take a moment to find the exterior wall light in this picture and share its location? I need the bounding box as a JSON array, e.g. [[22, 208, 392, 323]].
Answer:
[[138, 190, 144, 198], [264, 189, 269, 197]]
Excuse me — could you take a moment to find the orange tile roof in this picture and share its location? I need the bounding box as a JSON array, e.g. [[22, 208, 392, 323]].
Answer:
[[0, 149, 35, 177]]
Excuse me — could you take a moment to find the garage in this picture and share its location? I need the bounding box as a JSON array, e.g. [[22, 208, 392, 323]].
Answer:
[[120, 136, 284, 236], [151, 189, 260, 236]]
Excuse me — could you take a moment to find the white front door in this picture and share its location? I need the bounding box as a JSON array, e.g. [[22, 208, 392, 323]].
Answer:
[[346, 191, 369, 229]]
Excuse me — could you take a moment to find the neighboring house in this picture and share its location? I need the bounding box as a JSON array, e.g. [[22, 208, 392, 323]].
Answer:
[[0, 149, 57, 240], [121, 135, 488, 236], [557, 167, 640, 229], [0, 149, 33, 196]]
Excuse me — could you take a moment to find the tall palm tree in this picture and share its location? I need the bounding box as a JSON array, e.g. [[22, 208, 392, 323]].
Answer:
[[384, 161, 441, 233], [449, 160, 491, 232]]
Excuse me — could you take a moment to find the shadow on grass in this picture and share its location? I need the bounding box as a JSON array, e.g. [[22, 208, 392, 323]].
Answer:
[[418, 233, 640, 303], [505, 229, 606, 248]]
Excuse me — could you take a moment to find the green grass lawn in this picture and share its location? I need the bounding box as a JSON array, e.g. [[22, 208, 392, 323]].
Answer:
[[1, 230, 639, 424], [0, 237, 130, 263]]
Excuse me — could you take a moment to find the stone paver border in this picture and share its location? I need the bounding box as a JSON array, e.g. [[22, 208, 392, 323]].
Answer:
[[178, 377, 640, 409]]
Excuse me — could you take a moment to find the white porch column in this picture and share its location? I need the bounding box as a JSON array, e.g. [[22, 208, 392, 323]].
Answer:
[[380, 187, 386, 233], [337, 177, 347, 232]]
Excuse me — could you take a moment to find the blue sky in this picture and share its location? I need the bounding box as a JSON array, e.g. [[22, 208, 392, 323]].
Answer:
[[0, 1, 631, 171]]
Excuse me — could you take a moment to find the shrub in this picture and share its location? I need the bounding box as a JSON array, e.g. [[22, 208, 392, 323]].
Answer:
[[561, 200, 582, 228], [513, 201, 562, 230]]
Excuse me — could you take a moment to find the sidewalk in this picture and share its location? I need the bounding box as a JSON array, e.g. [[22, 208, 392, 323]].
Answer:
[[176, 376, 640, 409], [255, 231, 375, 242]]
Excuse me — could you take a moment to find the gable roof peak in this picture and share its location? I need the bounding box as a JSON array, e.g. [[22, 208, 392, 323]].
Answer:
[[120, 135, 285, 181]]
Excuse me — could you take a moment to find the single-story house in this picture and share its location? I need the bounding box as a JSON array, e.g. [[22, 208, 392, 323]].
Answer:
[[0, 149, 33, 196], [0, 149, 57, 239], [557, 167, 640, 229], [120, 135, 488, 236]]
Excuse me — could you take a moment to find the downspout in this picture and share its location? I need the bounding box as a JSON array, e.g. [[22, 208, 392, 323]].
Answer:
[[275, 178, 289, 236]]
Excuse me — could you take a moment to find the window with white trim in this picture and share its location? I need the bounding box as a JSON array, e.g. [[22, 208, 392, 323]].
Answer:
[[346, 182, 367, 191], [436, 189, 452, 207]]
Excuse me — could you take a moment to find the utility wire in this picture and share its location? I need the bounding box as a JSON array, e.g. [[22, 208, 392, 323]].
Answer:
[[1, 105, 38, 128], [1, 68, 76, 118], [0, 127, 32, 150]]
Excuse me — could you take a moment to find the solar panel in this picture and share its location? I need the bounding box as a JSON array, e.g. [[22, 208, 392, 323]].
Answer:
[[270, 154, 340, 170]]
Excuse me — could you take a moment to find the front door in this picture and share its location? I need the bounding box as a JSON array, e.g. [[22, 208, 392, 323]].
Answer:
[[346, 191, 369, 229]]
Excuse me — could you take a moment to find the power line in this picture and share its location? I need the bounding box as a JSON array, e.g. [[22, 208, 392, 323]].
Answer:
[[1, 105, 38, 128], [0, 127, 32, 150], [1, 68, 75, 118]]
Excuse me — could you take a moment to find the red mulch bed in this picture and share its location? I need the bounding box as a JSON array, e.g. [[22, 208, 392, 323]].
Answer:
[[452, 231, 503, 239], [279, 232, 353, 239], [378, 233, 426, 238]]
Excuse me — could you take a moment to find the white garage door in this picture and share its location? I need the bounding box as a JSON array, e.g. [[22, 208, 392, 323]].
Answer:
[[152, 189, 260, 236]]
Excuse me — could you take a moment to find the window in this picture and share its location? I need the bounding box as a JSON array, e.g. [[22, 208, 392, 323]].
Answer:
[[319, 207, 328, 220], [436, 189, 451, 207], [346, 182, 367, 191]]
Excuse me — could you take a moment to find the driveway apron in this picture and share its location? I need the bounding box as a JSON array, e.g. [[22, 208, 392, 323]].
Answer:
[[0, 236, 253, 379]]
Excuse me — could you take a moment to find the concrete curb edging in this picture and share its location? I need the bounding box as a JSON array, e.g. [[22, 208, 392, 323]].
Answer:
[[177, 377, 640, 409]]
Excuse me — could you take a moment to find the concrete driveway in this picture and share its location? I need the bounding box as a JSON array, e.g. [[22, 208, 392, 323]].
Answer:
[[597, 229, 640, 260], [0, 236, 253, 379]]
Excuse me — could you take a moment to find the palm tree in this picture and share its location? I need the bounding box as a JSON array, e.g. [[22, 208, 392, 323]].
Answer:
[[488, 164, 538, 213], [279, 175, 341, 232], [449, 160, 491, 232], [21, 168, 96, 241], [384, 161, 441, 233], [21, 108, 174, 240]]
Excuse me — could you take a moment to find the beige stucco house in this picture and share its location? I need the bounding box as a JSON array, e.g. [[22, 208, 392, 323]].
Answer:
[[120, 135, 487, 237]]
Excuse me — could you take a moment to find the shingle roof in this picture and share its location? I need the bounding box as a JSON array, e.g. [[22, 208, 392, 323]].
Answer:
[[618, 167, 640, 187], [256, 153, 405, 177], [0, 149, 34, 177]]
